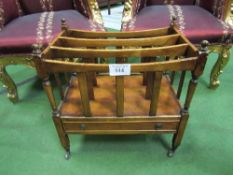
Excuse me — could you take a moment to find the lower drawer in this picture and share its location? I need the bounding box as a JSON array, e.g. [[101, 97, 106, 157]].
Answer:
[[63, 121, 179, 134]]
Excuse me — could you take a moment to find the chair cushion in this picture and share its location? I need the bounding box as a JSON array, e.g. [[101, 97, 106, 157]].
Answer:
[[0, 10, 105, 54], [0, 0, 22, 30], [147, 0, 195, 5], [19, 0, 74, 14], [122, 5, 233, 44]]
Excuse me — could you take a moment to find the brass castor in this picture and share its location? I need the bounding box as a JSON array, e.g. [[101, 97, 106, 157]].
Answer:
[[167, 150, 175, 157], [65, 150, 71, 160]]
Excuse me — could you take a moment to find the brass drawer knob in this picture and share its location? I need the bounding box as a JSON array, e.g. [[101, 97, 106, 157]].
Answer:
[[155, 123, 163, 130], [80, 124, 86, 130]]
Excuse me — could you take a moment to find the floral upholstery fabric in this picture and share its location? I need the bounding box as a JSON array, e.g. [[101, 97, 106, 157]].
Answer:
[[19, 0, 74, 14], [196, 0, 227, 19], [0, 10, 104, 54], [0, 0, 22, 30], [122, 5, 233, 44], [147, 0, 195, 5], [73, 0, 91, 18]]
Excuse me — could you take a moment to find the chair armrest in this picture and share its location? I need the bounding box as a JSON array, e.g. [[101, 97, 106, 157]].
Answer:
[[223, 0, 233, 27], [74, 0, 104, 26], [122, 0, 146, 24]]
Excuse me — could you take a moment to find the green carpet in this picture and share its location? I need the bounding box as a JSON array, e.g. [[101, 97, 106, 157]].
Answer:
[[0, 51, 233, 175]]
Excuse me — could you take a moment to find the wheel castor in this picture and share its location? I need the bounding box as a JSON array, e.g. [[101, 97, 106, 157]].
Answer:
[[167, 150, 175, 158], [64, 150, 71, 160]]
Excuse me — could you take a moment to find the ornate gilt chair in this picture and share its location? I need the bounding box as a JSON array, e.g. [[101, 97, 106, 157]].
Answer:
[[0, 0, 104, 103], [121, 0, 233, 88]]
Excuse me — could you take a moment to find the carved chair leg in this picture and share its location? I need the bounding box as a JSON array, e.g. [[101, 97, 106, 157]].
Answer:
[[209, 45, 231, 89], [53, 116, 71, 159], [0, 65, 19, 103]]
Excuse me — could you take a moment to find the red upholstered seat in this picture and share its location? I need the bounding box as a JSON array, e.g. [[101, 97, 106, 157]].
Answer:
[[0, 10, 104, 54], [122, 5, 233, 44]]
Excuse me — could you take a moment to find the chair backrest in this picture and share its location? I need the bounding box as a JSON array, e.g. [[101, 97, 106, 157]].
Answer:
[[35, 25, 208, 117], [0, 0, 22, 30], [195, 0, 229, 19], [147, 0, 195, 5], [122, 0, 229, 25], [19, 0, 74, 14], [0, 0, 103, 29]]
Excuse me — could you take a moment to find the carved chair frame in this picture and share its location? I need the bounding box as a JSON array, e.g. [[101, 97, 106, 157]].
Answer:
[[0, 0, 104, 103], [121, 0, 233, 89]]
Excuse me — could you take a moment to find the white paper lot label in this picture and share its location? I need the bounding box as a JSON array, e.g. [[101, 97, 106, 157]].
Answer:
[[109, 64, 131, 76]]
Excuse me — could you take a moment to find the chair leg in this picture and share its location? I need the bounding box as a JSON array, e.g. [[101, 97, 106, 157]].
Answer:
[[0, 65, 18, 103], [53, 116, 71, 159], [168, 112, 189, 157], [108, 0, 111, 15], [209, 45, 231, 89]]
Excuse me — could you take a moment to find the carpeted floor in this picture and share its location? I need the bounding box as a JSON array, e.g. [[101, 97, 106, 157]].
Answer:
[[0, 48, 233, 174]]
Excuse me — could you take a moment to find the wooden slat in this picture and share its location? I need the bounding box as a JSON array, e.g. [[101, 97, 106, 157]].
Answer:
[[87, 72, 95, 100], [172, 111, 189, 149], [170, 71, 176, 85], [177, 71, 186, 99], [184, 79, 198, 110], [149, 72, 163, 116], [42, 31, 65, 59], [42, 57, 197, 73], [142, 57, 152, 85], [57, 34, 180, 48], [67, 27, 170, 38], [116, 76, 124, 117], [145, 72, 155, 99], [77, 72, 92, 117], [54, 73, 64, 99], [42, 78, 57, 111], [173, 27, 198, 55], [52, 117, 70, 151], [62, 116, 181, 122], [49, 44, 189, 59]]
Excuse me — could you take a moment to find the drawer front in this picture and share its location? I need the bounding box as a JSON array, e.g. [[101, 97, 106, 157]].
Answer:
[[63, 121, 179, 134]]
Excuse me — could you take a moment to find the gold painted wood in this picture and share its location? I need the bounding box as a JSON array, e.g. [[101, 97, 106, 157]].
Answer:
[[0, 56, 35, 103], [223, 0, 233, 26], [87, 0, 105, 26], [209, 44, 231, 89]]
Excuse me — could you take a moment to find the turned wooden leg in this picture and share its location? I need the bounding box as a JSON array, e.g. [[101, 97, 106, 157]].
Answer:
[[0, 65, 18, 103], [168, 111, 189, 157], [53, 115, 71, 159], [210, 45, 231, 89]]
